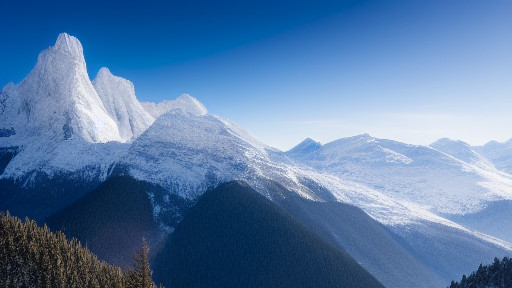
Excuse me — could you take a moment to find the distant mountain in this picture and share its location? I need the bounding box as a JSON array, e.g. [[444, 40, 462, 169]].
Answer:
[[153, 181, 384, 288], [286, 134, 512, 218], [430, 138, 483, 164], [474, 139, 512, 174], [286, 137, 321, 156]]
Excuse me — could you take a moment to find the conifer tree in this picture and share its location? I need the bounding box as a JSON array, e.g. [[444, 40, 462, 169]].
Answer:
[[0, 212, 131, 287], [128, 238, 156, 288]]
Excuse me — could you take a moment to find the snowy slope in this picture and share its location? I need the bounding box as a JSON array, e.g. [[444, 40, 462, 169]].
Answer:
[[2, 32, 512, 288], [122, 107, 512, 248], [430, 138, 497, 169], [123, 108, 301, 200], [93, 67, 155, 141], [474, 139, 512, 174], [287, 134, 512, 216]]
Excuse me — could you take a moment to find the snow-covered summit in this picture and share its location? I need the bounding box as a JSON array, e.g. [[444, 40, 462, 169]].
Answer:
[[475, 138, 512, 174], [93, 67, 155, 142], [430, 138, 481, 164], [53, 33, 84, 58], [286, 138, 321, 156], [141, 94, 207, 118], [124, 107, 275, 199], [0, 32, 122, 145]]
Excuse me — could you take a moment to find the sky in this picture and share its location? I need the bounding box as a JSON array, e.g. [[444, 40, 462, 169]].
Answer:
[[1, 0, 511, 150]]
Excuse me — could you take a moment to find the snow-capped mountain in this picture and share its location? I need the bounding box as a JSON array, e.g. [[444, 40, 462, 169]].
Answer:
[[2, 33, 512, 288], [430, 138, 498, 169], [93, 67, 155, 142], [475, 139, 512, 174], [0, 33, 121, 145], [287, 134, 512, 217]]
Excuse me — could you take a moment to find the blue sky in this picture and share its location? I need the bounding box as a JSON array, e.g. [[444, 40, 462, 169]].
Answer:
[[1, 0, 511, 150]]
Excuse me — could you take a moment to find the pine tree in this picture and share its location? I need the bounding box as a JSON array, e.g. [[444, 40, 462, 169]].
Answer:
[[0, 212, 130, 287], [128, 238, 155, 288]]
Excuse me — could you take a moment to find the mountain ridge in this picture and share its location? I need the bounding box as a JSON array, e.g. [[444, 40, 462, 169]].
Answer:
[[2, 33, 512, 288]]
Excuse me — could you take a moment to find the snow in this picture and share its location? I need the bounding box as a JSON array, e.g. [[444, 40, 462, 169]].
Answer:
[[141, 94, 208, 118], [124, 108, 277, 199], [0, 33, 121, 144], [93, 67, 155, 142], [474, 138, 512, 174], [2, 33, 512, 263], [286, 138, 321, 156], [287, 134, 512, 216]]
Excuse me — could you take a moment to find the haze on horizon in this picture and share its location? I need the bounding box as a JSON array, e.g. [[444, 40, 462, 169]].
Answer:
[[1, 0, 511, 150]]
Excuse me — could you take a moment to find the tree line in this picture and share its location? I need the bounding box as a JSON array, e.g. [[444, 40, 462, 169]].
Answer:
[[0, 211, 162, 288], [449, 256, 512, 288]]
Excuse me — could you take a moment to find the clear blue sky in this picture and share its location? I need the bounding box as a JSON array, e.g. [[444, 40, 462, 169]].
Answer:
[[1, 0, 511, 150]]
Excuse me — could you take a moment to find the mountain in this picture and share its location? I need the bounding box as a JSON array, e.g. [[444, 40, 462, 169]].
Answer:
[[2, 33, 512, 288], [0, 33, 121, 145], [286, 134, 512, 217], [286, 134, 512, 284], [93, 67, 155, 142], [474, 139, 512, 174], [273, 184, 446, 288], [0, 33, 132, 181], [286, 137, 321, 156], [153, 181, 384, 288], [430, 138, 484, 164]]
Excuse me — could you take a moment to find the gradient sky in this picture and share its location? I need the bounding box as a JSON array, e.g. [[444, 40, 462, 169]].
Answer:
[[1, 0, 511, 150]]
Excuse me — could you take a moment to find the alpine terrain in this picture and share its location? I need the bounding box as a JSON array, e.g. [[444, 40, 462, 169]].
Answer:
[[1, 33, 511, 288]]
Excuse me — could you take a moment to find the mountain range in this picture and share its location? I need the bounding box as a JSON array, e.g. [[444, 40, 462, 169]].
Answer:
[[1, 33, 511, 288]]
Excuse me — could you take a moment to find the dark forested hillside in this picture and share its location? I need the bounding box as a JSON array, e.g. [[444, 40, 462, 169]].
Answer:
[[45, 175, 163, 267], [274, 185, 445, 288], [449, 256, 512, 288], [0, 211, 159, 287], [153, 180, 384, 288]]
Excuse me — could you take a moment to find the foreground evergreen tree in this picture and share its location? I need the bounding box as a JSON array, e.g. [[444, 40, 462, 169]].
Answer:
[[449, 256, 512, 288], [0, 211, 161, 288], [127, 238, 158, 288]]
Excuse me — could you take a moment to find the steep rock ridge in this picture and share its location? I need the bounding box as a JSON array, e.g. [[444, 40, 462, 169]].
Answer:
[[93, 67, 155, 142], [0, 33, 121, 145], [0, 33, 132, 179]]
